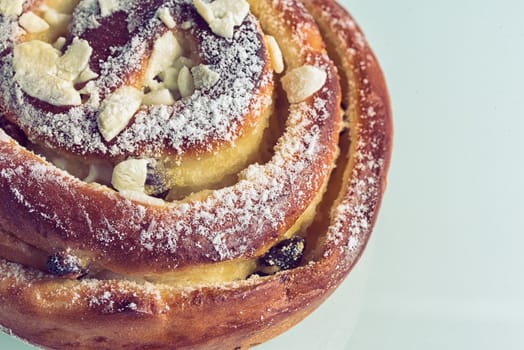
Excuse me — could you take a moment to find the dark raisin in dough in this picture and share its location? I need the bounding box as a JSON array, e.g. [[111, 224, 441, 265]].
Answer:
[[47, 252, 87, 279], [259, 237, 306, 272]]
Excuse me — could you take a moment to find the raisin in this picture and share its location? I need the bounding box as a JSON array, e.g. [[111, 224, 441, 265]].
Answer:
[[258, 237, 306, 272], [145, 161, 169, 197], [47, 252, 87, 279]]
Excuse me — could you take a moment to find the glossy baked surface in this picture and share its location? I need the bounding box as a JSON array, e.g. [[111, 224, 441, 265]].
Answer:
[[0, 0, 391, 349]]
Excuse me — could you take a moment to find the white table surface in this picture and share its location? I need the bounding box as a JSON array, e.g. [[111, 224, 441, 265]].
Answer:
[[2, 0, 524, 349]]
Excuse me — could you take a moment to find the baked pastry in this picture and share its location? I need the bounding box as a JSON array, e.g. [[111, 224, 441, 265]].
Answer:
[[0, 0, 392, 349]]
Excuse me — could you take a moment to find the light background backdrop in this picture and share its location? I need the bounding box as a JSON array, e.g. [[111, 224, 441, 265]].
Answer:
[[2, 0, 524, 349]]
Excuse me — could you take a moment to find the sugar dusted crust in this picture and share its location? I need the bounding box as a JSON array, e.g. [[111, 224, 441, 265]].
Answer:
[[0, 0, 273, 159], [0, 0, 341, 274], [0, 0, 392, 349]]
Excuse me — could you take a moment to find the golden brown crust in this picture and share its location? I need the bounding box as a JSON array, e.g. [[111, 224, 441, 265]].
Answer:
[[0, 0, 392, 349], [1, 0, 275, 161], [0, 0, 343, 275]]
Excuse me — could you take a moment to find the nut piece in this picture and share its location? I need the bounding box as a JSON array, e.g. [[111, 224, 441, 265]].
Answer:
[[13, 41, 81, 106], [145, 31, 183, 89], [53, 36, 67, 50], [191, 64, 220, 90], [181, 21, 193, 30], [111, 158, 149, 193], [143, 88, 175, 106], [0, 0, 24, 16], [57, 37, 93, 81], [266, 35, 284, 74], [281, 65, 327, 103], [159, 66, 179, 90], [99, 0, 119, 17], [76, 67, 99, 84], [157, 7, 176, 29], [193, 0, 249, 39], [177, 66, 194, 98], [42, 7, 72, 28], [13, 38, 96, 106], [19, 12, 50, 33], [97, 86, 143, 141]]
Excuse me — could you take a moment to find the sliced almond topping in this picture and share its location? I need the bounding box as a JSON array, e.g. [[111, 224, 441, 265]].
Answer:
[[143, 89, 175, 106], [177, 66, 194, 98], [42, 8, 72, 28], [53, 36, 67, 50], [193, 0, 249, 39], [145, 31, 183, 89], [281, 65, 327, 103], [57, 38, 93, 81], [98, 0, 119, 17], [157, 8, 176, 29], [111, 159, 149, 193], [0, 0, 24, 17], [19, 12, 50, 33], [76, 67, 99, 84], [97, 86, 143, 141], [181, 21, 193, 30], [78, 81, 100, 107], [191, 64, 220, 89], [173, 56, 195, 70], [266, 35, 284, 74], [159, 67, 179, 91], [13, 41, 81, 106]]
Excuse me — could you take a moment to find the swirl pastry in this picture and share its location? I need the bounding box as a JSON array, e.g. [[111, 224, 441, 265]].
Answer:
[[0, 0, 392, 349]]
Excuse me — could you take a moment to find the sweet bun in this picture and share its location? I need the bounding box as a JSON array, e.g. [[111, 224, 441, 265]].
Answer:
[[0, 0, 392, 349]]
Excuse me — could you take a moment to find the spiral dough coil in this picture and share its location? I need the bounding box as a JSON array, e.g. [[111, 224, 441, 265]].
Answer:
[[0, 0, 392, 349]]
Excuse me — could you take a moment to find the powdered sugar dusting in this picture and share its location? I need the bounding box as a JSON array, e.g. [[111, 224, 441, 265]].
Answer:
[[0, 258, 44, 283], [0, 0, 270, 159], [312, 1, 390, 268], [0, 0, 348, 273], [0, 16, 18, 52], [0, 55, 335, 269]]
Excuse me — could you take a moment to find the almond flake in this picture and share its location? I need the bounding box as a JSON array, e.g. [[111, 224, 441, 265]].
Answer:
[[43, 8, 72, 28], [97, 86, 143, 141], [191, 64, 220, 89], [266, 35, 284, 74], [0, 0, 24, 17], [159, 67, 179, 90], [57, 38, 93, 81], [193, 0, 249, 39], [111, 159, 149, 192], [98, 0, 119, 17], [181, 21, 193, 30], [19, 12, 50, 33], [76, 67, 99, 84], [157, 8, 176, 29], [281, 65, 327, 103], [53, 37, 66, 50], [143, 89, 175, 106], [145, 31, 183, 89], [13, 41, 81, 106], [177, 66, 194, 98]]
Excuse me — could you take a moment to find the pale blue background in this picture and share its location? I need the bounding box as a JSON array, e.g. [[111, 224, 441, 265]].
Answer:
[[3, 0, 524, 348]]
